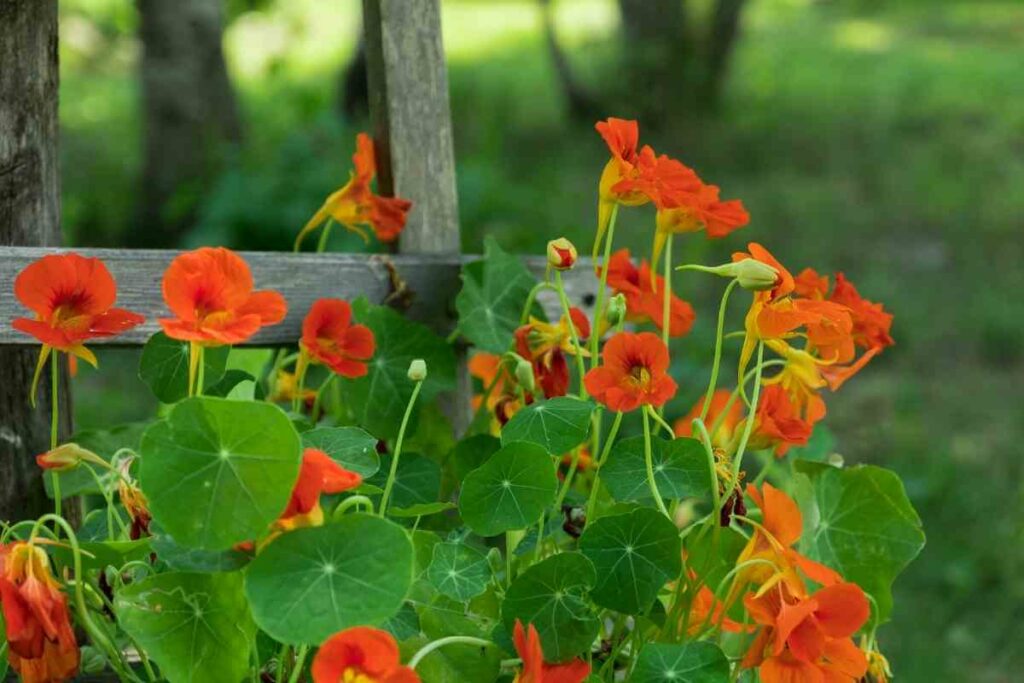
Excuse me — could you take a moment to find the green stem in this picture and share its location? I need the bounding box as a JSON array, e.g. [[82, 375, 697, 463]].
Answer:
[[585, 411, 623, 522], [333, 495, 374, 519], [554, 270, 588, 398], [534, 511, 547, 563], [316, 220, 333, 252], [50, 352, 61, 522], [730, 342, 766, 487], [286, 645, 309, 683], [83, 465, 130, 539], [553, 447, 581, 511], [642, 408, 670, 518], [311, 373, 336, 422], [505, 532, 514, 588], [588, 204, 619, 369], [275, 644, 290, 683], [195, 344, 206, 397], [379, 380, 424, 516], [409, 636, 493, 670], [691, 419, 721, 518], [647, 407, 674, 437], [661, 233, 673, 352], [700, 279, 739, 423], [519, 282, 556, 325]]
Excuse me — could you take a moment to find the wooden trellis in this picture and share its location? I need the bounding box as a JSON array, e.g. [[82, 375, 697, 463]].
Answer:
[[0, 0, 595, 521]]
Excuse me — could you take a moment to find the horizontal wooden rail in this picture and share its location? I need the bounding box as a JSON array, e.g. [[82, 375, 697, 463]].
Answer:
[[0, 248, 599, 346]]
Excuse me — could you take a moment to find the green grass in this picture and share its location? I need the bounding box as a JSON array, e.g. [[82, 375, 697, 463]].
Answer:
[[59, 0, 1024, 679]]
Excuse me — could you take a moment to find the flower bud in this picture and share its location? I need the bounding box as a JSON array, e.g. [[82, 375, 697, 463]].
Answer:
[[546, 238, 578, 271], [514, 358, 536, 394], [407, 359, 427, 382], [36, 443, 105, 472], [605, 293, 627, 327], [732, 259, 779, 291]]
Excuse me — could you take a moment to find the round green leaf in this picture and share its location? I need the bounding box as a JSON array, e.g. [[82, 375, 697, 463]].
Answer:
[[427, 542, 492, 602], [115, 571, 255, 683], [459, 442, 558, 537], [368, 452, 442, 510], [602, 436, 711, 503], [151, 533, 250, 572], [501, 552, 599, 662], [139, 331, 229, 403], [450, 434, 501, 483], [140, 397, 301, 551], [389, 501, 456, 518], [633, 642, 730, 683], [580, 507, 682, 614], [796, 462, 925, 621], [403, 634, 502, 683], [245, 515, 413, 644], [302, 426, 380, 478], [501, 397, 594, 455]]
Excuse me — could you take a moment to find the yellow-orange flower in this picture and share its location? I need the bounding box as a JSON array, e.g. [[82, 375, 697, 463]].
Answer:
[[296, 133, 412, 249], [515, 309, 589, 398]]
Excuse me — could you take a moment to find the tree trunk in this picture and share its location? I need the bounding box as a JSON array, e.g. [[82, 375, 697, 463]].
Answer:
[[616, 0, 690, 124], [0, 0, 75, 523], [701, 0, 747, 108], [133, 0, 242, 248], [539, 0, 601, 121]]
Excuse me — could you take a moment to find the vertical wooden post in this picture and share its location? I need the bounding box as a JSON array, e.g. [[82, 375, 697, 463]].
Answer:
[[362, 0, 469, 432], [0, 0, 74, 522]]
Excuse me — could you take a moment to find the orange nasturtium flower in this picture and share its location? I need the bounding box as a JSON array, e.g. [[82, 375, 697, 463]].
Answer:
[[35, 443, 106, 472], [603, 249, 696, 337], [469, 352, 530, 430], [745, 385, 815, 457], [652, 181, 750, 274], [0, 541, 79, 683], [584, 332, 677, 412], [741, 581, 870, 683], [12, 252, 144, 400], [731, 483, 841, 602], [296, 133, 413, 250], [312, 626, 420, 683], [298, 298, 376, 379], [512, 620, 591, 683], [269, 370, 317, 407], [276, 448, 362, 533], [515, 308, 590, 398], [160, 247, 287, 345], [673, 389, 742, 448]]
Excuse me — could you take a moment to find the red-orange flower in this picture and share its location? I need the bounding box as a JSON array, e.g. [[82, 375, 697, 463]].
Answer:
[[469, 353, 531, 430], [0, 541, 79, 683], [673, 389, 742, 449], [12, 253, 144, 395], [603, 249, 695, 337], [652, 182, 749, 272], [117, 458, 152, 540], [515, 308, 590, 398], [276, 448, 363, 532], [299, 299, 375, 378], [297, 133, 412, 248], [746, 385, 816, 457], [742, 581, 870, 683], [312, 626, 419, 683], [513, 620, 590, 683], [584, 332, 677, 412], [159, 247, 287, 345]]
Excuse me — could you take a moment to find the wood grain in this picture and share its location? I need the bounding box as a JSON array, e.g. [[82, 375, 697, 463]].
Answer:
[[0, 248, 601, 346]]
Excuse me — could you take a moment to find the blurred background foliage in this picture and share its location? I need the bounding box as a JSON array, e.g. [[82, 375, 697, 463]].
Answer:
[[59, 0, 1023, 679]]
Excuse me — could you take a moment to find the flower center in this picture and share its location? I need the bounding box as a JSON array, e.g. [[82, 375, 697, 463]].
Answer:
[[340, 668, 378, 683], [629, 364, 652, 388]]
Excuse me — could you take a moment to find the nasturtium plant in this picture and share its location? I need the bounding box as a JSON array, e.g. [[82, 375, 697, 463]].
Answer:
[[341, 298, 456, 440], [140, 397, 301, 550], [459, 441, 558, 536], [245, 516, 414, 644], [632, 642, 730, 683], [456, 236, 540, 353], [500, 396, 594, 455], [116, 571, 256, 683], [796, 461, 926, 620], [601, 435, 711, 503], [580, 507, 683, 614], [139, 331, 230, 403], [2, 119, 919, 683]]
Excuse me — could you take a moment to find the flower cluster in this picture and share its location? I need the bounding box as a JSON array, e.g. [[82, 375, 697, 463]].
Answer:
[[0, 124, 912, 683]]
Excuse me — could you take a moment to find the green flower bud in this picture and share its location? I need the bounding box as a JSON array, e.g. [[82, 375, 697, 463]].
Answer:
[[606, 293, 628, 326], [407, 359, 427, 381]]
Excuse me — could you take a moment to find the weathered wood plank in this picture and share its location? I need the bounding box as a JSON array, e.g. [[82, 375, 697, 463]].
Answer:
[[0, 248, 601, 346], [363, 0, 460, 254], [0, 0, 75, 523]]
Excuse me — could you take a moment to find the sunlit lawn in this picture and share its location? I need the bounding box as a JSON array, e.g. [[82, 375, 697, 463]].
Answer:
[[60, 1, 1024, 679]]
